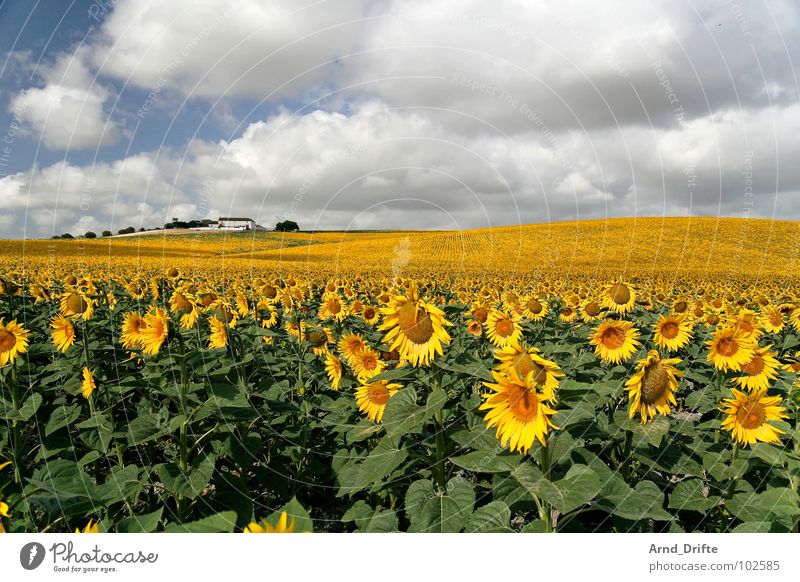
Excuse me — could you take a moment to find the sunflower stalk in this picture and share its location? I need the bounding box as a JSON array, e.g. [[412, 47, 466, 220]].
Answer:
[[432, 370, 447, 492], [176, 332, 190, 522], [539, 443, 553, 532], [9, 359, 22, 486]]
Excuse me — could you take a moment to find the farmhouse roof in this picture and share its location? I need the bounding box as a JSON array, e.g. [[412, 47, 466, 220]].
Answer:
[[219, 217, 254, 221]]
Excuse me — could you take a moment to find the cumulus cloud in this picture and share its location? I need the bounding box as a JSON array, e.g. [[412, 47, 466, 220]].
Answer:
[[10, 52, 120, 150], [2, 100, 798, 238]]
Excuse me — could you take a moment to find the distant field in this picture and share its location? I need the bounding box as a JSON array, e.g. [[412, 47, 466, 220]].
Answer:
[[2, 217, 798, 283]]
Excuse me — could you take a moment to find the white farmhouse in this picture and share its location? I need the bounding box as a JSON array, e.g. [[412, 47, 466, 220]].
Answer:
[[218, 217, 256, 230]]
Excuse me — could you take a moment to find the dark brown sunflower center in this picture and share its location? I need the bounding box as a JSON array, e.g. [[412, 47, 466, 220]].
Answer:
[[361, 355, 378, 370], [601, 326, 626, 349], [584, 302, 600, 317], [707, 314, 720, 325], [397, 301, 435, 344], [737, 401, 765, 430], [473, 307, 489, 323], [368, 384, 390, 405], [641, 363, 670, 404], [305, 330, 328, 347], [741, 355, 765, 376], [561, 308, 573, 317], [364, 307, 376, 319], [0, 329, 16, 351], [263, 286, 277, 299], [610, 283, 631, 305], [67, 293, 88, 313], [674, 301, 688, 313], [513, 353, 547, 385], [526, 299, 542, 315], [716, 337, 738, 357], [734, 320, 754, 335], [168, 268, 179, 277], [508, 386, 540, 423], [326, 298, 342, 314], [495, 318, 514, 337], [506, 293, 519, 305], [660, 321, 680, 339], [769, 312, 782, 326]]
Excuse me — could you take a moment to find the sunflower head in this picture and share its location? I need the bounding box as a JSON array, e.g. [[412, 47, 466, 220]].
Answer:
[[707, 326, 757, 372], [625, 350, 682, 424], [720, 387, 788, 447], [602, 280, 636, 314], [379, 286, 451, 366], [589, 319, 641, 364], [355, 380, 401, 423], [0, 319, 30, 367]]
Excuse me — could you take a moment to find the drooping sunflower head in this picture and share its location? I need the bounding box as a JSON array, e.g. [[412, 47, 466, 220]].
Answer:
[[479, 368, 558, 454], [325, 353, 343, 390], [496, 343, 564, 403], [120, 312, 146, 350], [625, 350, 682, 424], [725, 309, 762, 340], [589, 319, 641, 364], [51, 315, 76, 353], [303, 326, 333, 356], [81, 367, 96, 399], [338, 333, 368, 364], [733, 345, 780, 391], [484, 309, 522, 348], [140, 308, 170, 356], [707, 326, 757, 372], [759, 306, 784, 334], [601, 280, 636, 315], [355, 379, 401, 423], [379, 286, 451, 367], [0, 319, 30, 367], [59, 291, 94, 320], [208, 316, 229, 350], [653, 313, 693, 352], [720, 387, 788, 447]]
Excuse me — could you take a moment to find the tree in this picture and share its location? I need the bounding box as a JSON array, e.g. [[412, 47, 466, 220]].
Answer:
[[118, 226, 136, 235], [84, 231, 97, 239], [102, 230, 112, 237], [61, 233, 74, 239], [275, 220, 299, 232]]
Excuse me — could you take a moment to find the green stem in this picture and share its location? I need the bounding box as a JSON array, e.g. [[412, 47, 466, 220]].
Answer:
[[540, 444, 553, 532], [621, 430, 633, 480], [724, 442, 740, 500], [10, 360, 22, 486], [434, 408, 446, 492], [176, 333, 189, 522]]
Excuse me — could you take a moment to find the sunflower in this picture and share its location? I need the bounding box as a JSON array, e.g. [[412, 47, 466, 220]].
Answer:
[[235, 292, 250, 317], [379, 285, 451, 366], [759, 306, 784, 334], [521, 296, 548, 321], [81, 367, 96, 399], [733, 345, 780, 391], [484, 309, 522, 348], [707, 326, 757, 372], [59, 291, 94, 320], [258, 303, 279, 329], [170, 290, 200, 329], [589, 319, 641, 364], [725, 309, 762, 340], [653, 313, 693, 352], [208, 316, 228, 349], [466, 319, 483, 336], [579, 298, 603, 322], [493, 343, 562, 403], [325, 353, 343, 390], [351, 348, 387, 382], [285, 320, 304, 339], [0, 319, 29, 367], [120, 312, 146, 350], [243, 511, 298, 533], [480, 368, 558, 454], [559, 306, 578, 323], [75, 519, 100, 533], [338, 333, 368, 364], [361, 305, 380, 326], [303, 326, 333, 357], [141, 308, 169, 356], [319, 292, 347, 323], [51, 315, 76, 353], [720, 387, 788, 446], [355, 380, 401, 423], [601, 280, 636, 315], [208, 299, 239, 329], [625, 350, 682, 424]]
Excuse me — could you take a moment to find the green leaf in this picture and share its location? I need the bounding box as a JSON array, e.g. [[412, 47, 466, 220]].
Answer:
[[342, 501, 398, 532], [163, 511, 237, 533], [337, 437, 408, 495], [633, 416, 670, 447], [77, 413, 114, 454], [668, 479, 719, 512], [727, 487, 799, 522], [406, 477, 475, 532], [18, 393, 43, 421], [271, 497, 314, 533], [466, 501, 512, 532], [126, 414, 167, 446], [532, 465, 601, 515], [45, 404, 81, 436], [596, 480, 674, 521], [155, 453, 216, 500], [116, 508, 163, 533], [450, 449, 520, 474]]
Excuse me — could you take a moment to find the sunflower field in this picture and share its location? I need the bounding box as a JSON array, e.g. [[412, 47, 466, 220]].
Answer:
[[1, 217, 799, 534]]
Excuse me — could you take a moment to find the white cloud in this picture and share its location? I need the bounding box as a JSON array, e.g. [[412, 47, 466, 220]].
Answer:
[[10, 52, 120, 150]]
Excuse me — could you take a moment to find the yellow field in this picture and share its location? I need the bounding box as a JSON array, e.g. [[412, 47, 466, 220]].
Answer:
[[2, 217, 799, 288]]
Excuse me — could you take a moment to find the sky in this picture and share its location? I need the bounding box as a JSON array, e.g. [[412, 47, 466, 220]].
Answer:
[[0, 0, 798, 239]]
